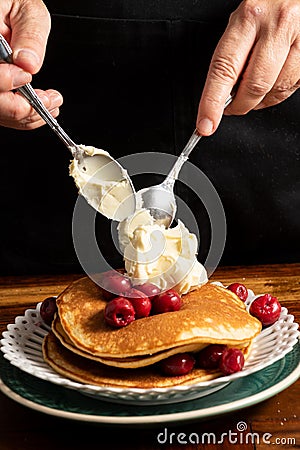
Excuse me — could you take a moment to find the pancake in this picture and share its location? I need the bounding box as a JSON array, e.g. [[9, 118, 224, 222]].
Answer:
[[52, 316, 207, 368], [43, 331, 252, 388], [56, 277, 261, 359]]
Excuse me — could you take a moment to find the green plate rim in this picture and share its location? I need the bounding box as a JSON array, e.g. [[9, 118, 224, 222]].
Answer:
[[0, 342, 299, 425]]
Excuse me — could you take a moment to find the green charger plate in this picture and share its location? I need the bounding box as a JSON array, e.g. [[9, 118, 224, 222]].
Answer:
[[0, 342, 299, 425]]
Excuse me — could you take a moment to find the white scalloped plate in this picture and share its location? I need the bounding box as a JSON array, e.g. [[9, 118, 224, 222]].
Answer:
[[1, 285, 299, 405]]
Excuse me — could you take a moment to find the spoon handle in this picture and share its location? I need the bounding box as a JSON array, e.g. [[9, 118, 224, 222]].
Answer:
[[163, 93, 234, 188], [18, 84, 77, 149], [0, 34, 82, 159]]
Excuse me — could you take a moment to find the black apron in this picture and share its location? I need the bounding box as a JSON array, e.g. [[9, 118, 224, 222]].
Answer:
[[0, 0, 299, 275]]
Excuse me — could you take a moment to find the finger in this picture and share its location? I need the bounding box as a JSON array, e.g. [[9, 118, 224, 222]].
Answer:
[[196, 10, 257, 135], [9, 0, 51, 74], [226, 31, 291, 115], [0, 64, 32, 91], [0, 91, 31, 122], [0, 89, 62, 129], [15, 89, 63, 123], [21, 107, 61, 130], [33, 89, 64, 109], [254, 40, 300, 109]]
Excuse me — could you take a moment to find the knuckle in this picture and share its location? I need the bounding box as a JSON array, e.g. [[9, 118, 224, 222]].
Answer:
[[232, 0, 267, 25], [270, 84, 299, 102], [277, 2, 300, 28], [243, 79, 273, 97], [261, 91, 292, 108], [273, 82, 292, 94], [210, 56, 238, 82]]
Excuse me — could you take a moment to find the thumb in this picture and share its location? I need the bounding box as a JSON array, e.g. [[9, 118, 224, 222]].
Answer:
[[10, 0, 51, 74]]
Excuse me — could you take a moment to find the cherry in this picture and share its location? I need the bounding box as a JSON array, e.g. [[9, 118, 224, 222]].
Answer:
[[219, 348, 245, 375], [126, 288, 152, 319], [104, 297, 135, 328], [151, 290, 182, 314], [160, 353, 195, 376], [249, 293, 281, 326], [227, 283, 248, 302], [133, 282, 161, 300], [99, 270, 132, 297], [197, 344, 227, 369], [40, 296, 58, 325]]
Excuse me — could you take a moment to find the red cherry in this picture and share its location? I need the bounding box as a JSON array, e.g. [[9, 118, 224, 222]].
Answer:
[[126, 288, 152, 319], [104, 297, 135, 328], [160, 353, 196, 376], [249, 294, 281, 326], [197, 344, 227, 369], [151, 290, 182, 314], [99, 270, 132, 297], [40, 297, 58, 325], [227, 283, 248, 302], [133, 283, 161, 300], [219, 348, 245, 375]]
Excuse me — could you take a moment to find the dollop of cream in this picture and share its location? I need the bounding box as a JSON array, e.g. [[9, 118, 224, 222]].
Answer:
[[118, 210, 207, 294], [69, 145, 135, 221]]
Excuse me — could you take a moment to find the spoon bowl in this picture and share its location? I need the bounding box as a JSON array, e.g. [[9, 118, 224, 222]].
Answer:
[[136, 94, 234, 228], [136, 182, 176, 226], [70, 146, 136, 221]]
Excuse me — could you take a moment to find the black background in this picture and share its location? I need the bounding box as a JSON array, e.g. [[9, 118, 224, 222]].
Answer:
[[0, 0, 299, 275]]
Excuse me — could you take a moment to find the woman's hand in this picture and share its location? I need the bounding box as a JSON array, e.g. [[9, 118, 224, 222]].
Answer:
[[0, 0, 63, 129], [196, 0, 300, 135]]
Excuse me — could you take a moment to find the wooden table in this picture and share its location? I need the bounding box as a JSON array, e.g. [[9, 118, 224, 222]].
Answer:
[[0, 264, 299, 450]]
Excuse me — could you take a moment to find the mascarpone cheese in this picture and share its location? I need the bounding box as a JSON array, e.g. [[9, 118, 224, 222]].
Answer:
[[118, 210, 207, 294], [69, 145, 135, 221]]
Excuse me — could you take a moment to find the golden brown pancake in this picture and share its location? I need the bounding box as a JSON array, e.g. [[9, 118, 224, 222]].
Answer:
[[43, 332, 252, 388], [52, 316, 207, 368], [56, 277, 261, 359]]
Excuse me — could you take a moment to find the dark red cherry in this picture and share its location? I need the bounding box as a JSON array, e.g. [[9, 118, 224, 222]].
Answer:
[[104, 297, 135, 328], [40, 297, 58, 325], [133, 282, 161, 300], [249, 294, 281, 326], [151, 290, 182, 314], [99, 270, 132, 296], [197, 344, 227, 369], [126, 288, 152, 319], [219, 348, 245, 375], [160, 353, 195, 376], [227, 283, 248, 302]]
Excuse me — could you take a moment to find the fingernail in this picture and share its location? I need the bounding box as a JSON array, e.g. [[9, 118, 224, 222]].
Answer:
[[14, 49, 40, 68], [12, 71, 32, 89], [49, 91, 63, 104], [197, 118, 214, 135]]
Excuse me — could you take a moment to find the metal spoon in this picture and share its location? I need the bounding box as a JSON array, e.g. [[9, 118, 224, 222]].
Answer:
[[0, 34, 136, 221], [135, 94, 234, 228]]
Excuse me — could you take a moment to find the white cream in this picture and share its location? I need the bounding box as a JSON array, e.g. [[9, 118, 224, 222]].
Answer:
[[117, 208, 155, 253], [118, 210, 207, 294], [69, 145, 135, 221]]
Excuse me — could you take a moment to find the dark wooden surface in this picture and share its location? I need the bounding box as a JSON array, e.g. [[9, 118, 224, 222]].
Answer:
[[0, 263, 299, 449]]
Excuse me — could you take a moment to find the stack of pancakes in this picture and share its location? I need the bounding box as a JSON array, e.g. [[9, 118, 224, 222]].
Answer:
[[42, 277, 262, 388]]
